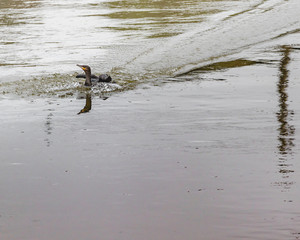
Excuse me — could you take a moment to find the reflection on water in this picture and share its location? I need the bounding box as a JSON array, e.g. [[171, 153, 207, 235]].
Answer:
[[101, 0, 216, 38], [78, 93, 92, 114], [276, 45, 295, 188], [44, 112, 53, 147], [77, 91, 111, 114], [44, 101, 54, 147], [171, 58, 262, 81], [0, 0, 39, 9]]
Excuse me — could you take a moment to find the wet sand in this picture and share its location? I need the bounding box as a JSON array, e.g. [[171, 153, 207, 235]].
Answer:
[[1, 47, 300, 239]]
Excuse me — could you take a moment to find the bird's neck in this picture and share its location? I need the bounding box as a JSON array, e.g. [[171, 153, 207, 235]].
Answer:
[[84, 70, 92, 86]]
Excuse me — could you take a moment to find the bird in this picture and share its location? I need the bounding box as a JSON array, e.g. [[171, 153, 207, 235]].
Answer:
[[76, 64, 112, 86]]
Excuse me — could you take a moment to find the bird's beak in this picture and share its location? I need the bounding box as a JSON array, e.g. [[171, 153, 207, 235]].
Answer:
[[76, 64, 86, 71]]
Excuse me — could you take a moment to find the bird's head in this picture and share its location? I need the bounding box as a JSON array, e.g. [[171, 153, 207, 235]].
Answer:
[[77, 64, 91, 74]]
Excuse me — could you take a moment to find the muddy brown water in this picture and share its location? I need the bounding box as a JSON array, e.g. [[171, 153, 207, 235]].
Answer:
[[1, 0, 300, 239]]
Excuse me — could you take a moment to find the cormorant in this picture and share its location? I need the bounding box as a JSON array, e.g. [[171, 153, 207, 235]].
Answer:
[[76, 64, 112, 86]]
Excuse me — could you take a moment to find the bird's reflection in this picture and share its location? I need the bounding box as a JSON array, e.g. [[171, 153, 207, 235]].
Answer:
[[78, 93, 92, 114], [276, 45, 295, 188], [77, 92, 110, 114]]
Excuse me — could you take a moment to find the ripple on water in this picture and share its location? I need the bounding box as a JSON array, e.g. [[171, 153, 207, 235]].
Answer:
[[0, 73, 127, 98]]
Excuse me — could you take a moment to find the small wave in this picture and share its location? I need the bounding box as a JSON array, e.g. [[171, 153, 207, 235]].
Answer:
[[123, 0, 300, 77], [0, 73, 127, 98]]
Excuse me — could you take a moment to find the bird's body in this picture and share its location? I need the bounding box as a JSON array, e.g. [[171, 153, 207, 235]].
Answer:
[[99, 74, 112, 83], [76, 73, 98, 80], [76, 64, 112, 86]]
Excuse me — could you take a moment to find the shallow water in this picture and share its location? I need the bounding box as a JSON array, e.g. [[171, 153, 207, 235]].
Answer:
[[1, 0, 300, 239]]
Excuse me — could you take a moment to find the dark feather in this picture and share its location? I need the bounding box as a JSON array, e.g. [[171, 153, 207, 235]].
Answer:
[[99, 74, 112, 82]]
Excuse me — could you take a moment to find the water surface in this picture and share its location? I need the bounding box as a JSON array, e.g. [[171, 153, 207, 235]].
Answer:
[[1, 0, 299, 91], [1, 1, 300, 240]]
